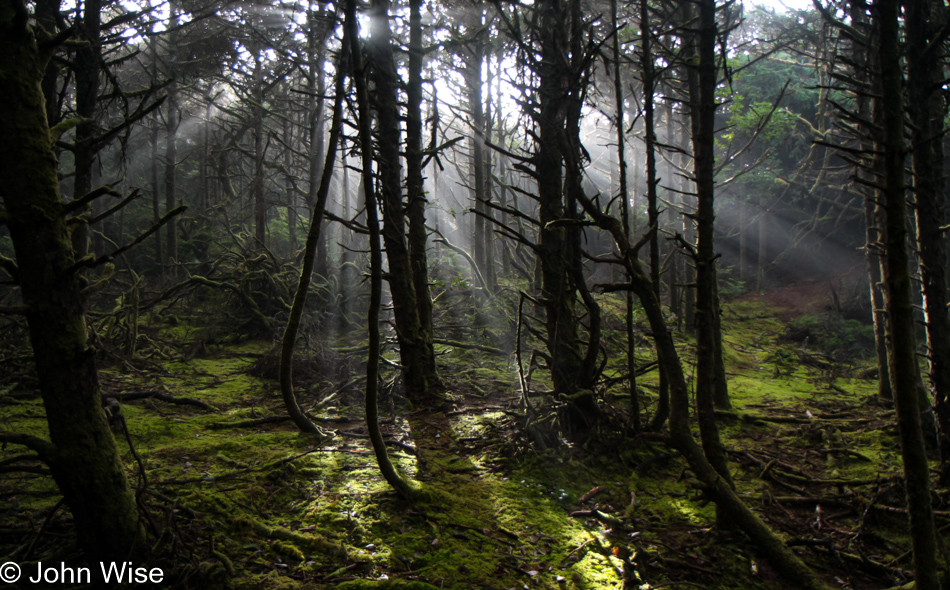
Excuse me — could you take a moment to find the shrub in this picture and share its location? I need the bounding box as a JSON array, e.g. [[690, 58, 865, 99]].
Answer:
[[783, 312, 875, 361]]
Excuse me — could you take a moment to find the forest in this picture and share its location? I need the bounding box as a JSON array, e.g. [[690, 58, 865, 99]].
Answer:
[[1, 0, 949, 587]]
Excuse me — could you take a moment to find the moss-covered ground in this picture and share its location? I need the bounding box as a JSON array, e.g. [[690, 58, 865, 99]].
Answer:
[[1, 283, 946, 590]]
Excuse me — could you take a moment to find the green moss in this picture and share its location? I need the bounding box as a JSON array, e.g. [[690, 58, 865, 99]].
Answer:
[[2, 285, 927, 590], [335, 580, 439, 589]]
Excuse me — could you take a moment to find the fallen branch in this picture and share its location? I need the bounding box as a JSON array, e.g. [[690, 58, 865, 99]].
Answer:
[[206, 416, 290, 430], [433, 338, 507, 356], [114, 390, 213, 410]]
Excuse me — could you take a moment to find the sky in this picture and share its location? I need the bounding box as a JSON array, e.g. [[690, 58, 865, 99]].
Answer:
[[747, 0, 816, 12]]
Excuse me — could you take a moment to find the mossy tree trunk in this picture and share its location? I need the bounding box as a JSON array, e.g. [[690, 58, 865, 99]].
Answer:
[[0, 1, 146, 562], [578, 197, 833, 590], [529, 0, 601, 433], [687, 0, 732, 491], [406, 0, 438, 378], [877, 0, 941, 586], [368, 0, 440, 405], [348, 0, 413, 498]]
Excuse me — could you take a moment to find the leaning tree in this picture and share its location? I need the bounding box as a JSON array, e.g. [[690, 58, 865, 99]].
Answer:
[[0, 0, 149, 563]]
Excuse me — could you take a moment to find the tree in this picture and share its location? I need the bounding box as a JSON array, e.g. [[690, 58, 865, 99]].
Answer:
[[497, 0, 603, 433], [0, 0, 147, 563], [687, 0, 732, 487], [906, 0, 950, 482], [577, 192, 832, 590], [611, 0, 637, 429], [876, 0, 941, 585], [349, 0, 413, 497], [279, 8, 349, 434], [368, 0, 440, 403], [164, 0, 180, 273]]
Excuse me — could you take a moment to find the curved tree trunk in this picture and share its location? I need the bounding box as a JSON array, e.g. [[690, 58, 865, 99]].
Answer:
[[348, 0, 412, 498], [578, 197, 832, 590], [278, 14, 350, 434]]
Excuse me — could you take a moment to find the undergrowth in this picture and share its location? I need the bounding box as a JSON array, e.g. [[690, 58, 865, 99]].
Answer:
[[0, 287, 943, 590]]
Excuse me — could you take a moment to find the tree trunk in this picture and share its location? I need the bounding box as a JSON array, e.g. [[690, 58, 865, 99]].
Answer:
[[579, 197, 832, 590], [614, 0, 637, 430], [533, 0, 599, 433], [689, 0, 733, 490], [847, 1, 893, 401], [71, 0, 102, 259], [164, 2, 179, 275], [348, 0, 413, 498], [406, 0, 439, 383], [278, 19, 351, 435], [307, 7, 329, 277], [0, 5, 146, 563], [756, 193, 767, 291], [284, 118, 296, 255], [251, 44, 267, 246], [641, 0, 670, 433], [369, 0, 439, 404], [906, 0, 950, 481], [877, 0, 941, 586], [739, 198, 749, 282], [465, 18, 493, 294]]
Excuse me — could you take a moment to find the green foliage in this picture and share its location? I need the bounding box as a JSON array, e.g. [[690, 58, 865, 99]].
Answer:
[[718, 267, 750, 300], [784, 312, 875, 360], [721, 94, 796, 146]]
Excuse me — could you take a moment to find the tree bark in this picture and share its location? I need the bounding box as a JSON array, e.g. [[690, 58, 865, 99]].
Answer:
[[368, 0, 440, 404], [348, 0, 413, 498], [689, 0, 733, 490], [906, 0, 950, 481], [278, 16, 350, 435], [0, 2, 146, 562], [406, 0, 438, 381], [877, 0, 941, 586]]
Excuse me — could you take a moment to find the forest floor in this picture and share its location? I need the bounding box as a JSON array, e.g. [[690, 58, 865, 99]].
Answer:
[[1, 281, 946, 590]]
